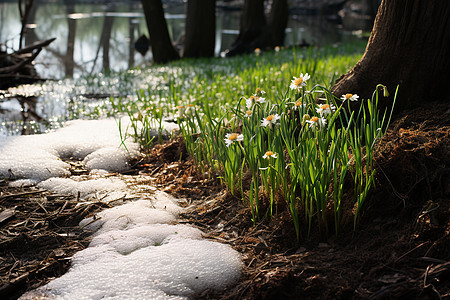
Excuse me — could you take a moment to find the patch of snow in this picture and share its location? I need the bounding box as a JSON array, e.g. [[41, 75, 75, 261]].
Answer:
[[31, 239, 242, 299], [79, 199, 178, 233], [8, 179, 39, 187], [0, 118, 139, 182], [37, 177, 127, 199], [2, 118, 241, 299], [89, 224, 203, 254], [21, 193, 242, 300]]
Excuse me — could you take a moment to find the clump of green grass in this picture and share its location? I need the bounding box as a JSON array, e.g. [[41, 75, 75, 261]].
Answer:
[[111, 43, 398, 239]]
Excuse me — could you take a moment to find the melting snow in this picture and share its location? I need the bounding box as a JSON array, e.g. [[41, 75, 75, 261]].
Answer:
[[21, 193, 242, 300], [0, 118, 241, 299], [0, 119, 139, 181]]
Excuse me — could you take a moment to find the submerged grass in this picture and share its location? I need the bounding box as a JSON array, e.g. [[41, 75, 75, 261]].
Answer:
[[110, 41, 398, 239]]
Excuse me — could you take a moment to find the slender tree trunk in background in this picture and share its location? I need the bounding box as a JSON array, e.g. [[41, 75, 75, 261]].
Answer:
[[128, 17, 135, 68], [268, 0, 288, 47], [65, 2, 76, 78], [331, 0, 450, 111], [183, 0, 216, 58], [18, 0, 33, 49], [101, 14, 114, 73], [226, 0, 271, 56], [141, 0, 179, 63], [24, 4, 38, 46]]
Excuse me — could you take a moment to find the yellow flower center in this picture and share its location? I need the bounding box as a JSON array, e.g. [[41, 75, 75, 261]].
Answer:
[[295, 100, 303, 107], [246, 110, 252, 116], [177, 105, 185, 109], [265, 151, 274, 156], [186, 104, 195, 107], [345, 93, 353, 99], [228, 133, 238, 141], [250, 95, 255, 101], [294, 78, 303, 86], [311, 116, 319, 122], [266, 115, 274, 121], [320, 104, 330, 109]]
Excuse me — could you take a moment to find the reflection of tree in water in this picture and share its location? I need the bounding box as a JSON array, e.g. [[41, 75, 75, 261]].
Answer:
[[92, 5, 115, 74], [64, 1, 76, 78]]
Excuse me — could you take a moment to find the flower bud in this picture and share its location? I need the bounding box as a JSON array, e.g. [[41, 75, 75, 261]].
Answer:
[[383, 86, 389, 97]]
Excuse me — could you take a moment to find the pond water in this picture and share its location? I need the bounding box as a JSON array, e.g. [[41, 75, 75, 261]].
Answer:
[[0, 0, 370, 136]]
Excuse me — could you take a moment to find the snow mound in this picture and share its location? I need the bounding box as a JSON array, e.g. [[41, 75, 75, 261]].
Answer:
[[89, 224, 203, 254], [79, 199, 179, 233], [21, 192, 242, 300], [25, 239, 241, 300], [37, 177, 127, 199], [0, 119, 139, 182]]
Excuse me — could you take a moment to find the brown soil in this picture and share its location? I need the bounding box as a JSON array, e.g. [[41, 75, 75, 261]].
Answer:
[[1, 102, 449, 300]]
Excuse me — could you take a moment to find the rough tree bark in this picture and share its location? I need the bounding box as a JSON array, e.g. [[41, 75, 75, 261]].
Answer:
[[331, 0, 450, 110], [183, 0, 216, 58], [141, 0, 180, 63]]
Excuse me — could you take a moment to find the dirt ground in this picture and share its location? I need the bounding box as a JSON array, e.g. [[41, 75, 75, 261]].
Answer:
[[1, 102, 449, 300]]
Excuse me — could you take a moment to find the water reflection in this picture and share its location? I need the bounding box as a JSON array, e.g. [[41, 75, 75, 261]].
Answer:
[[0, 0, 368, 79], [0, 0, 370, 136]]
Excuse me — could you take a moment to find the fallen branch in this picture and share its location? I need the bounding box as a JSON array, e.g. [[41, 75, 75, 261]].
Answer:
[[13, 38, 56, 55], [0, 48, 42, 74]]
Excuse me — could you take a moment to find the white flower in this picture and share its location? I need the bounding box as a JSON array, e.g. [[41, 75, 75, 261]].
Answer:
[[315, 103, 336, 116], [244, 110, 252, 118], [224, 133, 244, 147], [305, 116, 326, 130], [341, 93, 359, 102], [293, 100, 306, 110], [289, 73, 311, 91], [176, 105, 185, 118], [245, 97, 253, 109], [263, 151, 277, 159], [255, 96, 266, 103], [246, 95, 266, 106], [261, 114, 281, 127]]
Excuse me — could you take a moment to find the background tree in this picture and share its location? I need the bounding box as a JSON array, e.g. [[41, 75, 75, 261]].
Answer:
[[18, 0, 34, 49], [183, 0, 216, 58], [226, 0, 288, 56], [227, 0, 269, 56], [268, 0, 288, 47], [332, 0, 450, 110], [141, 0, 179, 63], [64, 1, 76, 77]]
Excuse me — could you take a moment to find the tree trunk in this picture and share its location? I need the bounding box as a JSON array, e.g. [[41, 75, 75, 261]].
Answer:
[[24, 3, 38, 47], [183, 0, 216, 58], [101, 14, 114, 73], [18, 0, 33, 49], [128, 15, 135, 68], [331, 0, 450, 111], [226, 0, 271, 56], [268, 0, 288, 47], [141, 0, 180, 63], [65, 2, 76, 78]]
